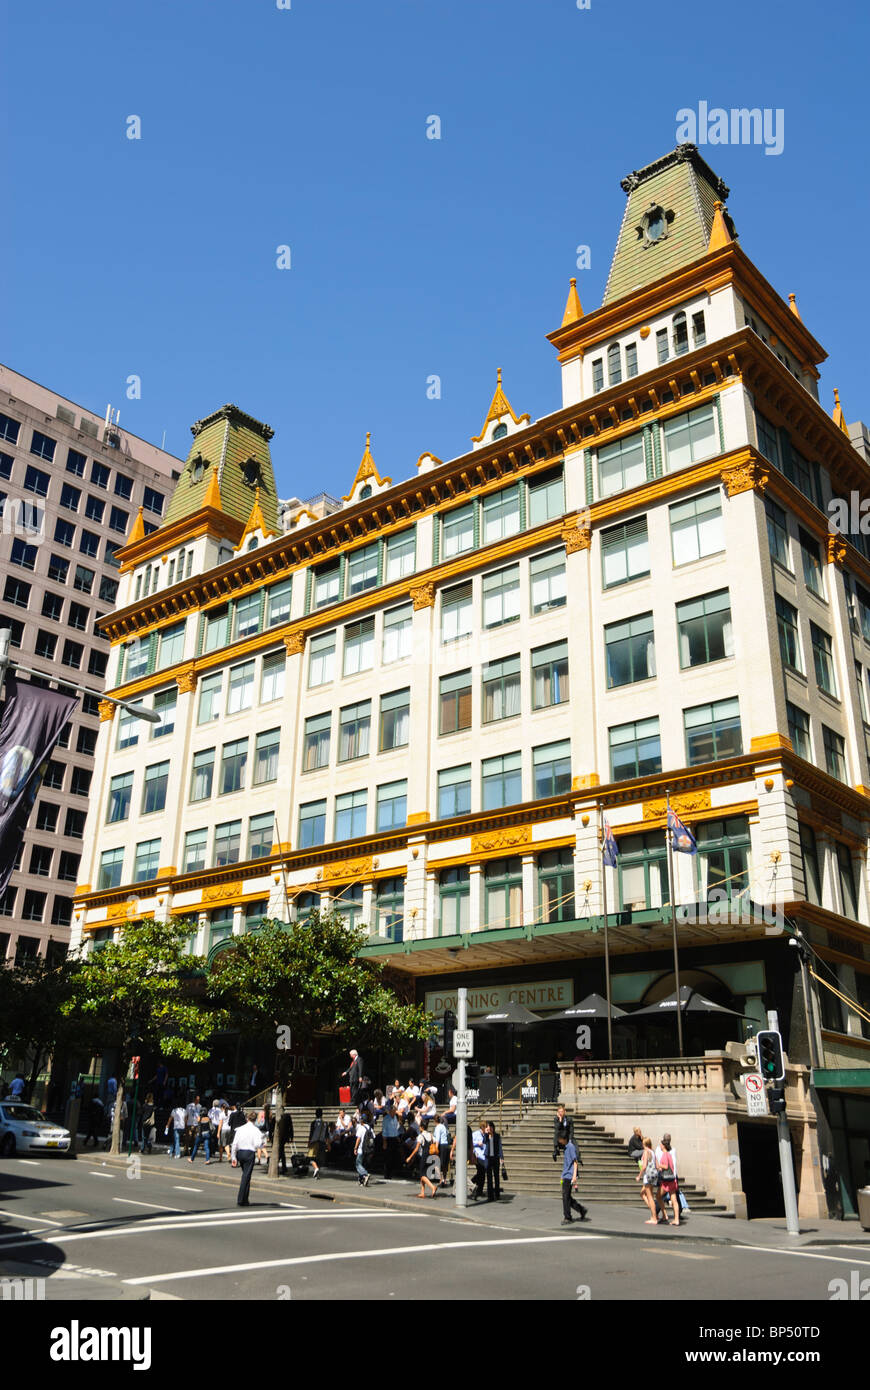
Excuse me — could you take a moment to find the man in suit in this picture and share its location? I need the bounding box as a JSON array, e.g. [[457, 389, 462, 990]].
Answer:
[[342, 1050, 364, 1105], [553, 1104, 575, 1162], [483, 1120, 503, 1202]]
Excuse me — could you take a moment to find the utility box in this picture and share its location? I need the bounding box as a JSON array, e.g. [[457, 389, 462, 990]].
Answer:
[[858, 1187, 870, 1231]]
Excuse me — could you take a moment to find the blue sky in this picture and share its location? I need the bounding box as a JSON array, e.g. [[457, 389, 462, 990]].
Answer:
[[3, 0, 868, 499]]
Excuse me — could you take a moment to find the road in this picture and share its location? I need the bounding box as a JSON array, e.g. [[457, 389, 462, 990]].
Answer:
[[1, 1156, 869, 1304]]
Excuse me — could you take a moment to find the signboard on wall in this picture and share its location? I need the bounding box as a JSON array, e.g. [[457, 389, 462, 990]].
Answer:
[[425, 979, 573, 1017]]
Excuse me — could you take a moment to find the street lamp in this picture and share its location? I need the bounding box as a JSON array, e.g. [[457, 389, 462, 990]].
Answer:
[[0, 628, 161, 724]]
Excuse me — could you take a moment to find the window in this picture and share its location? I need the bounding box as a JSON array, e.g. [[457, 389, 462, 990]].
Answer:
[[124, 637, 151, 682], [607, 342, 622, 386], [482, 751, 522, 810], [609, 718, 662, 781], [79, 530, 99, 558], [335, 789, 367, 840], [482, 564, 520, 628], [533, 740, 571, 797], [755, 413, 780, 465], [109, 505, 128, 534], [625, 342, 638, 377], [73, 564, 94, 592], [34, 632, 57, 660], [4, 577, 30, 608], [152, 687, 176, 738], [811, 623, 837, 696], [385, 528, 415, 581], [856, 583, 870, 643], [91, 462, 110, 490], [220, 739, 248, 794], [190, 748, 215, 801], [303, 713, 331, 771], [29, 845, 52, 877], [248, 813, 274, 861], [116, 705, 142, 751], [663, 404, 717, 470], [799, 529, 824, 599], [51, 898, 72, 930], [347, 543, 379, 597], [114, 473, 133, 500], [438, 764, 471, 818], [692, 311, 706, 348], [2, 617, 23, 648], [591, 359, 604, 393], [440, 867, 469, 935], [227, 660, 255, 714], [0, 456, 10, 487], [89, 650, 107, 679], [60, 483, 81, 512], [776, 594, 803, 671], [857, 662, 869, 724], [298, 800, 327, 849], [62, 640, 83, 668], [254, 728, 280, 785], [836, 841, 859, 919], [656, 328, 669, 364], [53, 518, 74, 549], [441, 582, 473, 643], [234, 593, 261, 641], [0, 888, 15, 918], [57, 851, 80, 883], [765, 497, 790, 568], [528, 468, 565, 526], [0, 412, 20, 444], [213, 821, 241, 868], [374, 878, 404, 941], [204, 606, 228, 652], [530, 549, 566, 614], [343, 618, 374, 676], [65, 448, 85, 477], [267, 578, 292, 627], [787, 702, 812, 759], [383, 603, 412, 663], [308, 631, 335, 687], [601, 517, 649, 587], [439, 669, 472, 734], [598, 432, 646, 496], [484, 858, 523, 929], [197, 672, 222, 723], [40, 592, 62, 621], [532, 640, 569, 708], [29, 434, 55, 464], [482, 485, 521, 544], [260, 652, 285, 703], [339, 701, 371, 761], [379, 688, 410, 751], [442, 502, 474, 558], [312, 560, 341, 609], [156, 622, 185, 669], [67, 601, 88, 630], [539, 849, 575, 923], [98, 848, 126, 890], [183, 829, 208, 873], [141, 761, 169, 815], [618, 832, 667, 911], [107, 772, 134, 822], [606, 612, 656, 686], [43, 759, 65, 790], [798, 824, 822, 906], [376, 780, 407, 831], [10, 538, 37, 571], [822, 725, 847, 781], [85, 495, 105, 523], [677, 589, 733, 667], [143, 487, 164, 516], [672, 311, 689, 356], [482, 654, 521, 723], [35, 802, 59, 833], [134, 839, 160, 883], [333, 882, 364, 927], [684, 698, 742, 764], [65, 808, 86, 838]]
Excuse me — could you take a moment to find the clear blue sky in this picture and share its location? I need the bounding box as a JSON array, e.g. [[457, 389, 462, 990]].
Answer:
[[3, 0, 868, 498]]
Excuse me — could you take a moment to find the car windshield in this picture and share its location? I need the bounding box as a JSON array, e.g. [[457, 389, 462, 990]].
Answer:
[[2, 1105, 45, 1123]]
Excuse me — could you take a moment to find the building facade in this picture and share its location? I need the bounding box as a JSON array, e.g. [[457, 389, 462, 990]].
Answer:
[[72, 145, 870, 1216], [0, 364, 181, 965]]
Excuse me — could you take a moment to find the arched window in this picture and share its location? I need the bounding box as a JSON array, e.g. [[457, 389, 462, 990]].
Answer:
[[607, 343, 622, 387], [359, 483, 372, 499], [295, 891, 320, 921], [246, 536, 259, 551], [492, 422, 508, 440], [672, 311, 689, 356]]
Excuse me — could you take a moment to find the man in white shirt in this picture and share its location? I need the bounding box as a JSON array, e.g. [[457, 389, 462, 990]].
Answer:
[[231, 1110, 263, 1206], [165, 1103, 186, 1158], [354, 1116, 373, 1186]]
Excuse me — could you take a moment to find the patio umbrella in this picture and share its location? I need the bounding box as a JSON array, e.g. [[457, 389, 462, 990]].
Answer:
[[477, 999, 543, 1078], [549, 993, 628, 1022], [628, 986, 746, 1019]]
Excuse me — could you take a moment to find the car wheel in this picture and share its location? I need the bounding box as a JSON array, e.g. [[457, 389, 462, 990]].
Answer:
[[0, 1134, 16, 1157]]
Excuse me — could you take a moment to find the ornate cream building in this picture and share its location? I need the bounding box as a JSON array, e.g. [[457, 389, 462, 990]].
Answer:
[[71, 145, 870, 1218]]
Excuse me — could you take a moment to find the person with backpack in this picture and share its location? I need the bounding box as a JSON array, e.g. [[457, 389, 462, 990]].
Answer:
[[354, 1111, 374, 1186], [655, 1134, 681, 1226], [308, 1107, 329, 1178], [405, 1118, 439, 1198]]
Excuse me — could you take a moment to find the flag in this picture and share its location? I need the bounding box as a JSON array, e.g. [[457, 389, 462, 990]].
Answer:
[[668, 806, 697, 854], [0, 675, 78, 896], [602, 819, 619, 866]]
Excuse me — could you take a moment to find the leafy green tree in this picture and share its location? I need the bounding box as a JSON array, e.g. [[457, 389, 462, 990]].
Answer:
[[206, 910, 432, 1176], [63, 916, 225, 1154], [0, 953, 80, 1101]]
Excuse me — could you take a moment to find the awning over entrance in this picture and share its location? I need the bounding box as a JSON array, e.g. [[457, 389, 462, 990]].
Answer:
[[812, 1068, 870, 1095]]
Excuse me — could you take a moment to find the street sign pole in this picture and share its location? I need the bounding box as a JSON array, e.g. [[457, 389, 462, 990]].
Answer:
[[455, 988, 467, 1211], [768, 1009, 800, 1236]]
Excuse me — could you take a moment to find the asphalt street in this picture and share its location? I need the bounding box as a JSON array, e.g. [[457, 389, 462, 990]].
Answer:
[[2, 1155, 870, 1305]]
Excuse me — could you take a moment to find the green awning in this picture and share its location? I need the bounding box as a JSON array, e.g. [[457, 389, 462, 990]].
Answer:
[[812, 1069, 870, 1091]]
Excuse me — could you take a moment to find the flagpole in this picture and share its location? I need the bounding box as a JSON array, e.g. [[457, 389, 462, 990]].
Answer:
[[665, 789, 684, 1059], [599, 803, 613, 1062]]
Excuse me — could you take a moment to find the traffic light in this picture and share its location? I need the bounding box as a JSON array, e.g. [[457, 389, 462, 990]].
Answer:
[[443, 1009, 456, 1058], [756, 1029, 785, 1082], [769, 1085, 787, 1115]]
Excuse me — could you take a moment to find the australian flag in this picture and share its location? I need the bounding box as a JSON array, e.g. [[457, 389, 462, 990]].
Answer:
[[668, 806, 697, 854], [602, 819, 619, 866], [0, 674, 78, 896]]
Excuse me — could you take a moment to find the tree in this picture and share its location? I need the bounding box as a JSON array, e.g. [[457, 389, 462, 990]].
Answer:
[[206, 910, 432, 1176], [63, 916, 225, 1155], [0, 953, 80, 1102]]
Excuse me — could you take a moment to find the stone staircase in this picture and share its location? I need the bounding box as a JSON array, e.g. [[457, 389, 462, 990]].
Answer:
[[280, 1102, 725, 1210]]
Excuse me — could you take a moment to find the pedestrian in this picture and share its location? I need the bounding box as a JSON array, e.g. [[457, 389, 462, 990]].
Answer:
[[276, 1109, 294, 1176], [444, 1086, 458, 1126], [165, 1101, 186, 1158], [106, 1075, 118, 1108], [483, 1120, 504, 1202], [231, 1109, 263, 1206], [308, 1107, 329, 1178], [8, 1074, 26, 1101], [83, 1094, 104, 1147], [553, 1103, 574, 1163], [140, 1093, 157, 1154], [560, 1138, 589, 1224], [341, 1049, 364, 1106], [354, 1110, 373, 1186], [189, 1108, 213, 1164], [655, 1134, 681, 1226], [381, 1100, 402, 1179], [406, 1118, 439, 1198], [225, 1102, 244, 1159], [627, 1126, 645, 1170], [471, 1122, 488, 1200], [249, 1062, 260, 1095], [636, 1135, 666, 1224], [255, 1108, 269, 1165], [433, 1112, 450, 1186]]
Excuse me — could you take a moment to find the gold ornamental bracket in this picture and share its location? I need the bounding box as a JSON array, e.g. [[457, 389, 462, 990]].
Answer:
[[283, 629, 307, 656], [642, 790, 711, 823], [98, 699, 116, 722], [410, 581, 436, 611], [176, 664, 198, 694], [826, 533, 847, 567], [561, 516, 592, 553], [721, 459, 769, 497]]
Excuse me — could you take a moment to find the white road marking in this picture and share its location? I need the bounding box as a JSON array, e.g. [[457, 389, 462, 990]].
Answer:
[[113, 1198, 184, 1213], [18, 1160, 40, 1166], [88, 1171, 115, 1179], [640, 1246, 714, 1260], [736, 1245, 870, 1268], [0, 1208, 419, 1248], [126, 1234, 604, 1285], [0, 1209, 64, 1227], [173, 1185, 202, 1193]]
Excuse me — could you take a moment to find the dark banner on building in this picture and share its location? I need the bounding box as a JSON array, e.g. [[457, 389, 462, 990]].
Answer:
[[0, 674, 78, 896]]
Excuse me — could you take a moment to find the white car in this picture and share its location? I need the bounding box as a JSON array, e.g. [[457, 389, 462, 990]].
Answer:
[[0, 1102, 71, 1156]]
